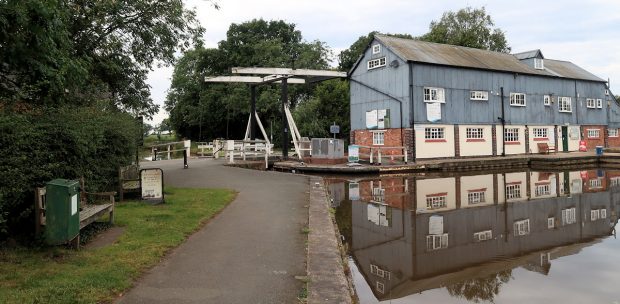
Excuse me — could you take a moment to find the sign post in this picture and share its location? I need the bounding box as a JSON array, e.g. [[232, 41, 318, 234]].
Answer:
[[330, 123, 340, 139], [140, 168, 164, 204]]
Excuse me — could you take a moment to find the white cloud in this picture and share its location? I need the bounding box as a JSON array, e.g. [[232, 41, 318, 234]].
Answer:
[[146, 0, 620, 124]]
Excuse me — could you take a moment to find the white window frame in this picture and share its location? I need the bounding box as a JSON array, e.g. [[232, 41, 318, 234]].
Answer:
[[611, 177, 620, 187], [376, 281, 385, 294], [466, 128, 484, 139], [587, 98, 596, 108], [372, 131, 385, 146], [425, 127, 445, 140], [544, 95, 551, 106], [588, 129, 600, 138], [547, 217, 555, 229], [609, 129, 619, 137], [510, 93, 526, 106], [506, 184, 521, 199], [513, 219, 530, 236], [426, 195, 447, 209], [367, 57, 386, 70], [423, 87, 446, 103], [372, 44, 381, 54], [535, 184, 551, 197], [470, 91, 489, 101], [597, 99, 603, 108], [605, 89, 610, 96], [504, 128, 519, 142], [558, 96, 572, 113], [589, 178, 602, 189], [532, 128, 548, 139], [601, 208, 607, 218], [426, 234, 449, 251], [534, 58, 544, 70], [562, 207, 576, 225], [467, 191, 486, 204], [591, 209, 600, 221], [473, 230, 492, 242]]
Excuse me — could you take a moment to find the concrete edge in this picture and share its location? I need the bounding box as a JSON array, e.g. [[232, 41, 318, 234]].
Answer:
[[307, 177, 354, 304]]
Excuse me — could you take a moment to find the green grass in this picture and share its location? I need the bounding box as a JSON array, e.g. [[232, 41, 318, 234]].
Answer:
[[0, 187, 235, 304]]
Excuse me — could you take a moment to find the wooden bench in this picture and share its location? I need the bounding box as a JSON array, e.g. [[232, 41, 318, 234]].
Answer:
[[537, 143, 557, 154], [119, 164, 140, 201], [35, 179, 115, 248]]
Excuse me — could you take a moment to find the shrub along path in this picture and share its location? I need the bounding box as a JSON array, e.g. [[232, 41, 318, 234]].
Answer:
[[117, 158, 309, 304]]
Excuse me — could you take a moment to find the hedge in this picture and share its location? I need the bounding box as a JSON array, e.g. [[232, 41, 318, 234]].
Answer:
[[0, 107, 140, 243]]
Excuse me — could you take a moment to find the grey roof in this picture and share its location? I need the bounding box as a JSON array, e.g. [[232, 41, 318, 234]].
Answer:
[[513, 49, 544, 60], [374, 35, 606, 83]]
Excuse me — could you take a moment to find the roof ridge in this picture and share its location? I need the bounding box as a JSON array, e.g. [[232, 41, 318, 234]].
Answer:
[[375, 34, 513, 56]]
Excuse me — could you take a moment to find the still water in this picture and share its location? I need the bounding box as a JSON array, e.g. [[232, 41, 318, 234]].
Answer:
[[326, 169, 620, 303]]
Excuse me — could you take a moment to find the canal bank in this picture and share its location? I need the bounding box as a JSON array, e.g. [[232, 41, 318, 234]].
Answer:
[[272, 152, 620, 174]]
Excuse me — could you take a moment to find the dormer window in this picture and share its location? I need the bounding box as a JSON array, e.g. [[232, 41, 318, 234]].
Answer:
[[372, 44, 381, 54], [534, 58, 544, 70]]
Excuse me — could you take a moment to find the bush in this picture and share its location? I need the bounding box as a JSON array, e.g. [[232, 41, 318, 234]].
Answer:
[[0, 107, 140, 243]]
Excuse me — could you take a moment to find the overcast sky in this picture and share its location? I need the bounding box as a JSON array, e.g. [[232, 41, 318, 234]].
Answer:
[[146, 0, 620, 125]]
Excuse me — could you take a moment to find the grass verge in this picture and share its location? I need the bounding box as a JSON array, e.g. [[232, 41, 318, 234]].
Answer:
[[0, 187, 235, 304]]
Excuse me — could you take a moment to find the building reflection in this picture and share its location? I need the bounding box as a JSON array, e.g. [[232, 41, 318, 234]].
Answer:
[[328, 169, 620, 302]]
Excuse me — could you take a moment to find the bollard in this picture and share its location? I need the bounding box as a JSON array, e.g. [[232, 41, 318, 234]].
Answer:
[[152, 148, 158, 161], [183, 149, 189, 169]]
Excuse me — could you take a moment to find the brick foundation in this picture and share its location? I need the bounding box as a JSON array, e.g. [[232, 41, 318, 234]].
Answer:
[[581, 125, 606, 150], [352, 128, 407, 157], [608, 127, 620, 148]]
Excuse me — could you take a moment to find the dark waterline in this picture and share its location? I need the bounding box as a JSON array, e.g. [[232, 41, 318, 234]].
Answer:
[[326, 168, 620, 303]]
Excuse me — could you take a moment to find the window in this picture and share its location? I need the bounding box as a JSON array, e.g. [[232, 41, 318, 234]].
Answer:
[[535, 184, 551, 196], [470, 91, 489, 101], [372, 131, 385, 145], [376, 281, 385, 294], [466, 128, 484, 140], [372, 187, 385, 203], [606, 89, 610, 96], [510, 93, 526, 106], [367, 57, 386, 70], [548, 217, 555, 229], [588, 129, 600, 138], [562, 207, 576, 225], [558, 97, 572, 112], [534, 58, 544, 70], [587, 98, 596, 108], [468, 191, 486, 204], [514, 219, 530, 236], [506, 184, 521, 199], [597, 99, 603, 108], [504, 128, 519, 142], [601, 208, 607, 218], [425, 127, 445, 140], [544, 95, 551, 106], [370, 264, 391, 279], [426, 195, 447, 209], [426, 234, 449, 251], [591, 209, 600, 221], [423, 87, 445, 103], [372, 44, 381, 54], [473, 230, 492, 242], [532, 128, 548, 139], [589, 178, 602, 189], [609, 129, 619, 137]]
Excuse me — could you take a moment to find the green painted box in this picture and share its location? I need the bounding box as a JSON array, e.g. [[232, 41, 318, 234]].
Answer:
[[45, 179, 80, 245]]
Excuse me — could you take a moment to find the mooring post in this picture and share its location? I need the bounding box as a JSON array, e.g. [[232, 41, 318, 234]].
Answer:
[[183, 148, 188, 169]]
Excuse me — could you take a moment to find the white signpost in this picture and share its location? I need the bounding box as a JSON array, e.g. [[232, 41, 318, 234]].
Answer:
[[140, 168, 164, 204]]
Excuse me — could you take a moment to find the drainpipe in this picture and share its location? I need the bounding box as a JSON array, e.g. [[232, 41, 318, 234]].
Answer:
[[409, 63, 416, 163], [499, 87, 506, 156], [575, 81, 580, 125]]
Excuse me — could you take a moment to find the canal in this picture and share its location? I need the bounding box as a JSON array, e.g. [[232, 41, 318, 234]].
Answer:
[[326, 168, 620, 303]]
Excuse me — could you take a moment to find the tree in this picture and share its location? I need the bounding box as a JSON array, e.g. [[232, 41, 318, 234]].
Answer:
[[446, 270, 512, 303], [418, 7, 510, 53], [338, 32, 413, 72], [166, 19, 332, 145], [0, 0, 205, 117], [293, 79, 350, 141]]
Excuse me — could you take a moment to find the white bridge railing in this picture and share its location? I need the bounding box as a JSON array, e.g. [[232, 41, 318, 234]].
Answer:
[[224, 139, 273, 168], [357, 145, 408, 165], [150, 140, 190, 160]]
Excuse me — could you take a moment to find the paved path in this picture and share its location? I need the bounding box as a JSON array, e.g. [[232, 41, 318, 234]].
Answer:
[[117, 158, 309, 304]]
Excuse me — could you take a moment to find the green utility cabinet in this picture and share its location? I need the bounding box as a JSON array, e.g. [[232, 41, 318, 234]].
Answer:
[[45, 179, 80, 245]]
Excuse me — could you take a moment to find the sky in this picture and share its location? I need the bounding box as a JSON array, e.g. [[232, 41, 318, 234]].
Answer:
[[146, 0, 620, 125]]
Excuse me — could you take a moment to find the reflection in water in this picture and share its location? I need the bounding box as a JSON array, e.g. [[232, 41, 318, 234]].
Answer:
[[446, 270, 512, 303], [328, 169, 620, 303]]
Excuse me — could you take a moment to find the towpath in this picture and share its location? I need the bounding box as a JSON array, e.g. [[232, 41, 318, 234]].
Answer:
[[117, 158, 308, 304]]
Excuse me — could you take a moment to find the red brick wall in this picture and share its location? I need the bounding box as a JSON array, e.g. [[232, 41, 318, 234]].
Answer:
[[352, 128, 406, 157], [608, 127, 620, 148], [582, 125, 605, 150], [358, 178, 408, 208]]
